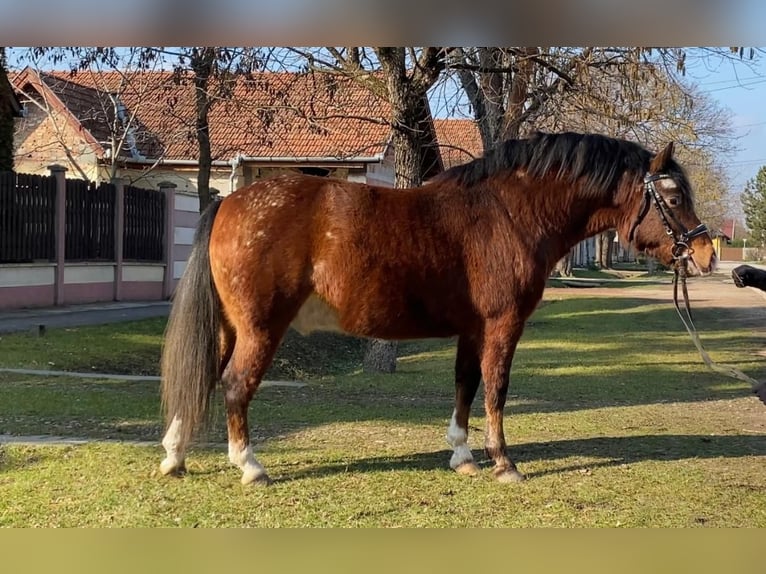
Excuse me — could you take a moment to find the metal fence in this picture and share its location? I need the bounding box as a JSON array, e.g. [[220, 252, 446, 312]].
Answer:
[[65, 179, 116, 261], [124, 185, 165, 262], [0, 171, 165, 264], [0, 172, 57, 263]]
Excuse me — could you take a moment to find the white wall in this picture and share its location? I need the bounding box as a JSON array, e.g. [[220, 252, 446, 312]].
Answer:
[[173, 191, 200, 281]]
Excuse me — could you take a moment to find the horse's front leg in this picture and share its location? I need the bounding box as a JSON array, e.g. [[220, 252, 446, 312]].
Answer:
[[446, 334, 482, 475], [481, 320, 526, 483]]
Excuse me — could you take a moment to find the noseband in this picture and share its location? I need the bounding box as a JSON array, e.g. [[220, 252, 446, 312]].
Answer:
[[628, 173, 709, 262]]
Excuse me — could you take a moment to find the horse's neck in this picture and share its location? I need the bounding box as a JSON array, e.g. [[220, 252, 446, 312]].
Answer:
[[502, 179, 620, 264], [507, 180, 615, 238], [582, 206, 623, 240]]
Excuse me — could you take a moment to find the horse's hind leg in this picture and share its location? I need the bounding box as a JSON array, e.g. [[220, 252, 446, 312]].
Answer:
[[160, 415, 186, 476], [446, 335, 482, 476], [223, 326, 283, 486], [159, 322, 235, 477]]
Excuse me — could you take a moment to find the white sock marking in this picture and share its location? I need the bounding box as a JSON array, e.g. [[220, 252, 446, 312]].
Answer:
[[445, 409, 475, 469], [228, 441, 269, 484], [159, 415, 185, 475]]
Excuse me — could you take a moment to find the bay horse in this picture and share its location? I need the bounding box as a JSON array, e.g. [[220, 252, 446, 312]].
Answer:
[[159, 132, 717, 485]]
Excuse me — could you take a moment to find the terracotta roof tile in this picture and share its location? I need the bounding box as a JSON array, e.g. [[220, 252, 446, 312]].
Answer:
[[433, 118, 484, 168], [28, 70, 393, 162]]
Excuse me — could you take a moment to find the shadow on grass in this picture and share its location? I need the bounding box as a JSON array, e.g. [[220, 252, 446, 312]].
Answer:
[[278, 433, 766, 482]]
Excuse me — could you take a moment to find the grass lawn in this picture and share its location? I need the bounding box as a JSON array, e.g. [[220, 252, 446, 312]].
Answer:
[[0, 283, 765, 527]]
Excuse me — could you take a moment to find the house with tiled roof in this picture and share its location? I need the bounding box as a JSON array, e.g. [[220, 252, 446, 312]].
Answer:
[[12, 67, 403, 193], [12, 67, 485, 197], [12, 68, 482, 195], [10, 67, 485, 286]]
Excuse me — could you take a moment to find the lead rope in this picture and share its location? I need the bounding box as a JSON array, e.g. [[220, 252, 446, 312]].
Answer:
[[672, 266, 766, 404]]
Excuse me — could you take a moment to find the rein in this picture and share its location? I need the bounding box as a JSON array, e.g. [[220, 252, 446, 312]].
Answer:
[[631, 171, 766, 404], [672, 267, 766, 405]]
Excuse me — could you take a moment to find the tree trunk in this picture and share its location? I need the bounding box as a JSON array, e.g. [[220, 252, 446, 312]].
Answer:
[[595, 232, 614, 269], [553, 251, 573, 277], [192, 47, 216, 213], [363, 339, 398, 374], [362, 48, 442, 374], [604, 229, 616, 268]]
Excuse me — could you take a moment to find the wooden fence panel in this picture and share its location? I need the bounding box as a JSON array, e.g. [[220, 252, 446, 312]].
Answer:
[[0, 171, 56, 263], [2, 173, 162, 265], [64, 179, 116, 261], [124, 185, 164, 261], [91, 181, 116, 260]]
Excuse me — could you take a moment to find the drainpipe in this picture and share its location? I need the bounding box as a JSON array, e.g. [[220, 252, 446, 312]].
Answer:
[[229, 153, 242, 194], [110, 93, 145, 161]]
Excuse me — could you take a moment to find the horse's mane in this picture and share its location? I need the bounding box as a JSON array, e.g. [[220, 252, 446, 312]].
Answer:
[[433, 131, 690, 199]]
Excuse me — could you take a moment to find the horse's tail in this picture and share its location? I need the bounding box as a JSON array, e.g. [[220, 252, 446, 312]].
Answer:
[[161, 199, 223, 446]]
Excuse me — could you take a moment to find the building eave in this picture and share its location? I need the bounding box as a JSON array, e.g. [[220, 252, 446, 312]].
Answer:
[[115, 153, 387, 169]]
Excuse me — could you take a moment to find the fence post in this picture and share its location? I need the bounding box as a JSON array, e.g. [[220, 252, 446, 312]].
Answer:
[[112, 177, 125, 301], [159, 181, 177, 299], [48, 164, 67, 306]]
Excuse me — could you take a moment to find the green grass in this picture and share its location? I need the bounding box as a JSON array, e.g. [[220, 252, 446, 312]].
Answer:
[[0, 319, 376, 380], [0, 318, 167, 376], [1, 279, 765, 527]]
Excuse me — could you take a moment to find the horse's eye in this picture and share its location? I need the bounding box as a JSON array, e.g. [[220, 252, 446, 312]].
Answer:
[[667, 195, 681, 208]]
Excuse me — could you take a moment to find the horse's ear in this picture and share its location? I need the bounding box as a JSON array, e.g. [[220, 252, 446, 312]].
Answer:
[[649, 142, 675, 173]]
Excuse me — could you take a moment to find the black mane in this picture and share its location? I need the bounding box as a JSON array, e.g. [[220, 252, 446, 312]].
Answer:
[[434, 131, 690, 198]]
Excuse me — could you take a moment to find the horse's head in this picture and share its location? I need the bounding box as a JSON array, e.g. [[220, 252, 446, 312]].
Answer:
[[622, 142, 717, 276]]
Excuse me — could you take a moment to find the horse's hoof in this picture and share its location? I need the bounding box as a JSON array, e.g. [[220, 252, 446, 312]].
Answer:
[[494, 468, 526, 483], [454, 462, 481, 476], [242, 471, 273, 486], [159, 458, 186, 477]]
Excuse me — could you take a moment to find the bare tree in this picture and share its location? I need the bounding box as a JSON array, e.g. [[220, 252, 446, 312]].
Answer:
[[128, 47, 265, 212]]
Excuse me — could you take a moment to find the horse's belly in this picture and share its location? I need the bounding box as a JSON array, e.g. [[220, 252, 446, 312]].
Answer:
[[290, 294, 343, 335], [290, 293, 457, 339], [309, 258, 463, 338], [339, 299, 458, 339]]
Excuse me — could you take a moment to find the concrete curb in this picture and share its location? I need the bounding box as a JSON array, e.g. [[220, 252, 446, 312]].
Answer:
[[0, 367, 307, 388], [0, 434, 158, 447]]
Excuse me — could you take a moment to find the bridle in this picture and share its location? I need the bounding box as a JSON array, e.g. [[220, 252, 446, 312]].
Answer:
[[627, 172, 709, 263], [628, 172, 766, 404]]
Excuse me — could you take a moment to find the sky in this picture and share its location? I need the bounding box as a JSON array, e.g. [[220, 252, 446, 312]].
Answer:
[[686, 51, 766, 196]]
